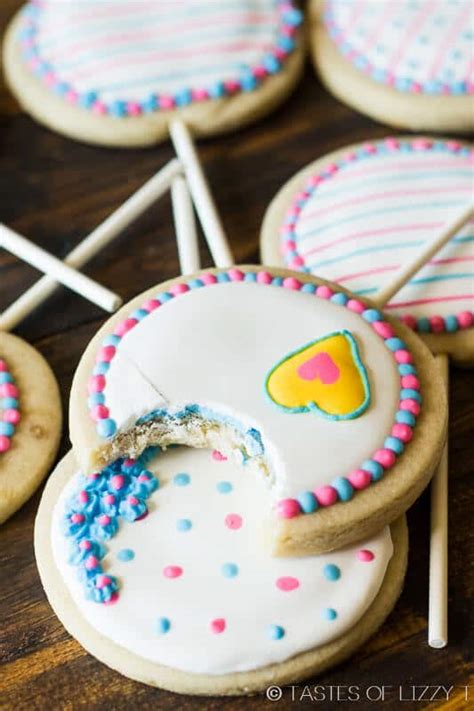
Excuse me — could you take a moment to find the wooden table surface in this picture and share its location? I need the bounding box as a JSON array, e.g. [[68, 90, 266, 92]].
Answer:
[[0, 2, 473, 709]]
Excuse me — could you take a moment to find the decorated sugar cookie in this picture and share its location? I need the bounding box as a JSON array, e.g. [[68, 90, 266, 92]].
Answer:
[[261, 137, 474, 365], [310, 0, 474, 133], [0, 331, 62, 524], [3, 0, 304, 147], [35, 446, 408, 693], [69, 266, 446, 555]]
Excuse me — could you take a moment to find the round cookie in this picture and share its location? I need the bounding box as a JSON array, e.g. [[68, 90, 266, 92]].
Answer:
[[69, 266, 446, 555], [3, 0, 304, 148], [0, 331, 62, 524], [261, 137, 474, 365], [310, 0, 474, 133], [35, 446, 408, 694]]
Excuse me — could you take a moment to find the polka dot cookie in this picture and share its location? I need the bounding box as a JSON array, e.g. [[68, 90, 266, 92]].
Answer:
[[35, 446, 408, 694], [0, 331, 61, 524], [3, 0, 304, 147], [69, 267, 446, 555], [261, 137, 474, 365], [310, 0, 474, 133]]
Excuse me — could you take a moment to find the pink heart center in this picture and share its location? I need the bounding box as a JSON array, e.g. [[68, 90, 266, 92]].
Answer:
[[297, 352, 340, 384]]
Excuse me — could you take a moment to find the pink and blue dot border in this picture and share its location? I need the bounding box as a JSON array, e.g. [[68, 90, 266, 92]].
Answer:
[[87, 267, 422, 520], [19, 1, 302, 118], [0, 358, 21, 454], [280, 138, 474, 336], [324, 1, 474, 96]]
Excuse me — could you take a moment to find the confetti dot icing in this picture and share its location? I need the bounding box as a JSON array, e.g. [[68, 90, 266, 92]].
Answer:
[[324, 0, 474, 96], [19, 0, 302, 117], [85, 268, 421, 519], [52, 447, 394, 675], [280, 138, 474, 333], [0, 357, 21, 454]]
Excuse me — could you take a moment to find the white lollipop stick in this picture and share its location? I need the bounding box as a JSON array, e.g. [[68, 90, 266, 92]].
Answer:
[[428, 354, 449, 649], [375, 201, 474, 306], [0, 224, 122, 314], [171, 176, 200, 275], [0, 158, 182, 331], [169, 120, 233, 268]]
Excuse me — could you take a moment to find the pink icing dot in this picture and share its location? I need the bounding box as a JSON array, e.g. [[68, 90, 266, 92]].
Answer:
[[90, 404, 109, 421], [65, 89, 79, 104], [96, 575, 112, 589], [0, 436, 11, 452], [170, 283, 189, 295], [85, 555, 98, 570], [228, 268, 245, 281], [104, 494, 115, 505], [105, 592, 119, 605], [326, 162, 339, 174], [96, 345, 116, 363], [357, 549, 375, 562], [307, 174, 324, 188], [345, 151, 358, 162], [401, 375, 420, 390], [373, 449, 396, 468], [201, 273, 217, 285], [314, 485, 338, 506], [372, 321, 395, 339], [253, 65, 267, 79], [127, 102, 142, 116], [0, 383, 19, 398], [400, 398, 421, 416], [0, 360, 7, 372], [391, 423, 413, 443], [143, 298, 161, 312], [123, 458, 135, 468], [192, 87, 209, 101], [114, 318, 138, 337], [276, 576, 300, 591], [257, 271, 273, 284], [283, 276, 301, 290], [457, 311, 473, 328], [287, 205, 301, 217], [224, 79, 240, 93], [280, 240, 296, 253], [79, 540, 91, 550], [348, 469, 372, 490], [412, 138, 432, 150], [276, 498, 301, 518], [347, 299, 365, 314], [3, 409, 20, 424], [394, 349, 413, 364], [110, 474, 125, 490], [212, 450, 227, 462], [98, 514, 111, 526], [316, 285, 333, 299], [401, 314, 417, 330], [224, 513, 243, 530], [429, 315, 445, 333], [78, 490, 89, 503], [163, 565, 183, 579], [92, 101, 107, 115], [127, 496, 139, 505], [289, 256, 305, 268], [280, 223, 295, 235], [363, 143, 377, 154], [210, 618, 226, 634], [159, 95, 175, 110], [446, 140, 462, 152], [71, 513, 84, 524], [87, 375, 105, 394]]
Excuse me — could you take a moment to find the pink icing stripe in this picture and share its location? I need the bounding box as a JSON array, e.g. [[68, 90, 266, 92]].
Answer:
[[387, 1, 438, 75], [45, 11, 276, 62], [428, 2, 473, 80], [337, 256, 474, 284], [385, 294, 474, 309], [302, 222, 441, 258], [300, 186, 472, 225], [70, 40, 273, 81]]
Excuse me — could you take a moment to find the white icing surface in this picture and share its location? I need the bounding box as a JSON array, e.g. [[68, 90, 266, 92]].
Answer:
[[31, 0, 283, 103], [52, 447, 393, 674], [291, 147, 474, 321], [327, 0, 474, 88], [103, 282, 400, 497]]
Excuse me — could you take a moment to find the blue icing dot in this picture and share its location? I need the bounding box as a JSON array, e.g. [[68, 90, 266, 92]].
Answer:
[[323, 564, 341, 581], [384, 436, 404, 454], [156, 617, 171, 634], [296, 491, 318, 514], [417, 317, 431, 333], [395, 410, 416, 426], [386, 337, 406, 351], [216, 481, 233, 494], [301, 283, 316, 294], [174, 473, 190, 487], [117, 548, 135, 562], [217, 272, 230, 282], [268, 624, 285, 640], [0, 373, 13, 384], [97, 418, 117, 438], [221, 562, 239, 578], [401, 388, 422, 402], [332, 477, 353, 502], [362, 308, 382, 323], [0, 422, 14, 436], [331, 292, 348, 305], [445, 315, 458, 332], [398, 364, 417, 375], [177, 518, 192, 531], [361, 459, 384, 481], [322, 608, 338, 621]]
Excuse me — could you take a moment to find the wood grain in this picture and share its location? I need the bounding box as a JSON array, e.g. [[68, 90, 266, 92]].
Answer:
[[0, 1, 473, 708]]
